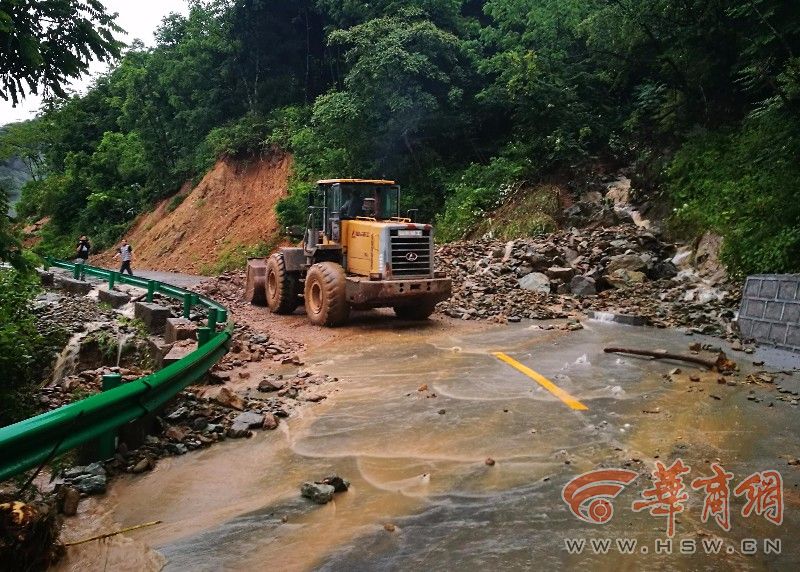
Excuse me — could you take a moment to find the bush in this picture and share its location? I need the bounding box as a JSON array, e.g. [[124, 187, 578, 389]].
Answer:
[[668, 110, 800, 276], [436, 156, 527, 240], [0, 270, 46, 425]]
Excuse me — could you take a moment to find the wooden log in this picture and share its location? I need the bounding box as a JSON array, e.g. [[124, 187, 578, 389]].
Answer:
[[604, 347, 717, 369]]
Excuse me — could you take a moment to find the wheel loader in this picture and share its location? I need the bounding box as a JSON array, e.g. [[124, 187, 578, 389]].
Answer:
[[245, 179, 452, 326]]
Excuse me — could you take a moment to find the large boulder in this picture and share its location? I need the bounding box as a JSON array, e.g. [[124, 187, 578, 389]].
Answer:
[[605, 268, 646, 289], [301, 482, 336, 504], [605, 253, 647, 274], [518, 272, 551, 293], [570, 275, 596, 297]]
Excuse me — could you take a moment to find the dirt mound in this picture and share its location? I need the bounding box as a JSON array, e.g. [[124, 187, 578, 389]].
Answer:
[[93, 153, 291, 274]]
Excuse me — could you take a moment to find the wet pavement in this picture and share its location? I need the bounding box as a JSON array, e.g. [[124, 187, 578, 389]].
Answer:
[[93, 319, 800, 570]]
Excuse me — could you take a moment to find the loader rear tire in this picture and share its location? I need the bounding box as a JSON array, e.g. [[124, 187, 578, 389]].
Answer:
[[304, 262, 349, 327], [393, 301, 437, 321], [266, 253, 300, 314]]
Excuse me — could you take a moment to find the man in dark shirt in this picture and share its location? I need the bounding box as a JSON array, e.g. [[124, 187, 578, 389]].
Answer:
[[75, 235, 91, 280]]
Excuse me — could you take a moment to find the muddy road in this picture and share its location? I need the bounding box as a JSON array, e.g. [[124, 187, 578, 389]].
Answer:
[[60, 311, 800, 571]]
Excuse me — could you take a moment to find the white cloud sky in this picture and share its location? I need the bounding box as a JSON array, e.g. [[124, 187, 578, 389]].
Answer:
[[0, 0, 189, 126]]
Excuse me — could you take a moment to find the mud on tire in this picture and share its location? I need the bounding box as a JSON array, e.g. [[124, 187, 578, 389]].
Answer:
[[393, 302, 437, 321], [304, 262, 350, 327], [266, 253, 300, 314]]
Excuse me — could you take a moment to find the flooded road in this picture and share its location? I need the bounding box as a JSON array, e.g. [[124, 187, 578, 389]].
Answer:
[[93, 319, 800, 570]]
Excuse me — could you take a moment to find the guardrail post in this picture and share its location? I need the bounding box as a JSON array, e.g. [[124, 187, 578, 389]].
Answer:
[[72, 264, 80, 279], [96, 373, 123, 460], [197, 327, 211, 346], [216, 308, 227, 323], [207, 311, 217, 332], [183, 293, 192, 318], [191, 293, 200, 307], [108, 271, 117, 290], [146, 280, 156, 302]]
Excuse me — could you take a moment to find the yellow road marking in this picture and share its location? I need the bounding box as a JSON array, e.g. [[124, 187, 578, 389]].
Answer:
[[492, 352, 588, 411]]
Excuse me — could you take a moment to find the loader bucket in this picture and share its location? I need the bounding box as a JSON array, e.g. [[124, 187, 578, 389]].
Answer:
[[245, 258, 267, 305]]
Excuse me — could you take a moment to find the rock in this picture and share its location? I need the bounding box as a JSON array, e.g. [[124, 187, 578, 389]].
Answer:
[[164, 426, 187, 441], [232, 411, 265, 429], [301, 392, 325, 403], [214, 387, 245, 411], [604, 268, 646, 288], [301, 482, 336, 504], [262, 413, 279, 430], [546, 266, 575, 281], [70, 475, 107, 495], [60, 486, 80, 516], [606, 253, 648, 274], [485, 457, 496, 466], [131, 457, 152, 474], [384, 523, 396, 532], [227, 423, 252, 438], [321, 475, 350, 492], [569, 275, 596, 297], [258, 376, 285, 391], [518, 272, 550, 293]]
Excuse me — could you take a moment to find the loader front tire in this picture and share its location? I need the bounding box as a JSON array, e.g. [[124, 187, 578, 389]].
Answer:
[[304, 262, 349, 327]]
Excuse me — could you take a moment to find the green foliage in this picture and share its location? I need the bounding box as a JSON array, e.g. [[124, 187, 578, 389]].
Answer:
[[4, 0, 800, 274], [1, 189, 29, 270], [0, 0, 123, 105], [437, 156, 526, 241], [0, 269, 44, 425], [668, 111, 800, 276]]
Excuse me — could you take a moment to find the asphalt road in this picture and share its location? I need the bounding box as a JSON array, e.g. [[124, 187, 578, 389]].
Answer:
[[102, 318, 800, 571]]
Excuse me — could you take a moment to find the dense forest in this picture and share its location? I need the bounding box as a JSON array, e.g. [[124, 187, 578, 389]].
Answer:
[[2, 0, 800, 275]]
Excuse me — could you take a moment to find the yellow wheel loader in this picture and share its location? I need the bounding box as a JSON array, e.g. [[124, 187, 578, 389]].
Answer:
[[245, 179, 452, 326]]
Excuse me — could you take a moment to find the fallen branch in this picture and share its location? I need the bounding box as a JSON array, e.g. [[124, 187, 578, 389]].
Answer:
[[604, 347, 717, 370], [63, 520, 162, 547]]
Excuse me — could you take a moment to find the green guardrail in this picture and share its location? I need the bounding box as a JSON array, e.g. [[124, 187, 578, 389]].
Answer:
[[0, 260, 233, 482]]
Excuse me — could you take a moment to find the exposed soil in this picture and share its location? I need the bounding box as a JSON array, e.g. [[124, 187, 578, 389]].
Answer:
[[92, 152, 291, 274]]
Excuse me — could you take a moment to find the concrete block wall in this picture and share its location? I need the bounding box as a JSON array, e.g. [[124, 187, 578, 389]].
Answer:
[[738, 274, 800, 352]]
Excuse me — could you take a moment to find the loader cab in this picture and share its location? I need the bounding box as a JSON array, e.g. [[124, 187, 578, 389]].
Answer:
[[313, 179, 402, 243]]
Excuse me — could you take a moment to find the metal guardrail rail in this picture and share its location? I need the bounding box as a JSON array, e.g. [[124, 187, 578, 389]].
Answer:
[[0, 260, 233, 482]]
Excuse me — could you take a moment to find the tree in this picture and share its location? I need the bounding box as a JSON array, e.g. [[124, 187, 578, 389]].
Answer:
[[0, 0, 123, 105]]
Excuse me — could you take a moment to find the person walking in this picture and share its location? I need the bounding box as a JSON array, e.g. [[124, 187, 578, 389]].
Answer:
[[75, 235, 91, 280], [114, 238, 134, 276]]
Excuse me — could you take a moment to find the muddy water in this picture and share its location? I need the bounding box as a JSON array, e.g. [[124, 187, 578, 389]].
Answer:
[[101, 320, 800, 570]]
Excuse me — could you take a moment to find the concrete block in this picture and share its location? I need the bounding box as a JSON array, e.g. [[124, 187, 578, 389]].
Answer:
[[783, 302, 800, 324], [134, 302, 171, 334], [38, 270, 54, 287], [764, 301, 784, 321], [779, 280, 798, 300], [787, 325, 800, 347], [759, 279, 778, 299], [744, 299, 765, 319], [751, 321, 771, 341], [99, 287, 131, 308], [57, 276, 92, 295], [162, 340, 197, 367], [769, 323, 788, 346], [164, 317, 197, 344], [744, 278, 761, 297], [737, 317, 754, 338]]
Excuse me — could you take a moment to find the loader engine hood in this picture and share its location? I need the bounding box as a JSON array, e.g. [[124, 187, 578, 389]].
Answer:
[[341, 220, 434, 279]]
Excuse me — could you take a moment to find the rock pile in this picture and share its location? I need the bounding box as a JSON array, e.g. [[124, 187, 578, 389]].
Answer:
[[435, 223, 740, 336]]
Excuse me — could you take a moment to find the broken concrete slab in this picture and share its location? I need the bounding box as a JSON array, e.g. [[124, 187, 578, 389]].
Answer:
[[164, 317, 197, 344], [134, 302, 171, 334], [161, 340, 197, 367], [98, 287, 130, 308]]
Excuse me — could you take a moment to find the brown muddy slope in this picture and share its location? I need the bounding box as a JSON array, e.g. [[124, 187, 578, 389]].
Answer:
[[93, 152, 291, 274]]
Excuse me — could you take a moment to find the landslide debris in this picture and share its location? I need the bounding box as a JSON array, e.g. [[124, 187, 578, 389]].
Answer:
[[436, 223, 740, 336]]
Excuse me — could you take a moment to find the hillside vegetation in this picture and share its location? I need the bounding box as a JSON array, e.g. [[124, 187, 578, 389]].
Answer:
[[2, 0, 799, 275]]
